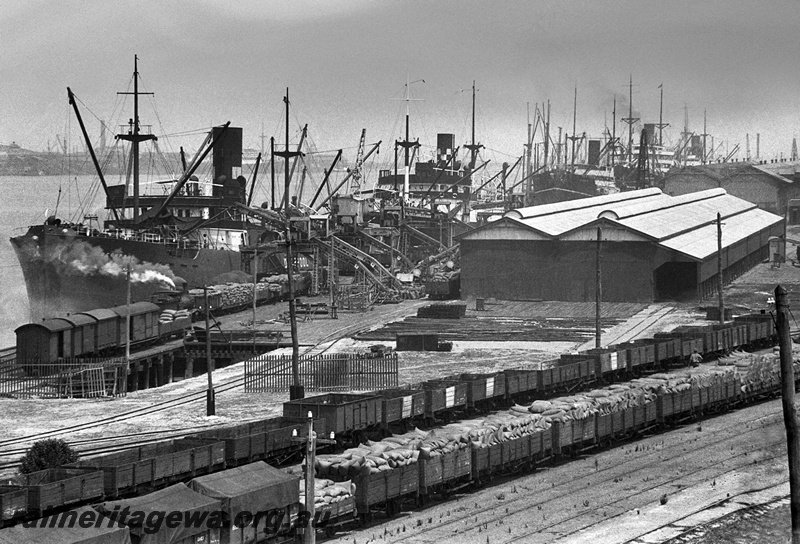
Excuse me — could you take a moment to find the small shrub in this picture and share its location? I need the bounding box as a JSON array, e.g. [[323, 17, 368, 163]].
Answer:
[[19, 439, 78, 474]]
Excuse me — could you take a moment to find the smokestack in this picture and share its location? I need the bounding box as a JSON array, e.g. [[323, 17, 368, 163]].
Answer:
[[756, 133, 760, 160]]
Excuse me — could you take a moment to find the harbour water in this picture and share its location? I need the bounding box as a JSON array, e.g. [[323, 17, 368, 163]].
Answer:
[[0, 175, 105, 348]]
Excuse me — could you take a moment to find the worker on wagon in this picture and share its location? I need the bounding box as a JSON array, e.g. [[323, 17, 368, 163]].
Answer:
[[689, 349, 703, 368]]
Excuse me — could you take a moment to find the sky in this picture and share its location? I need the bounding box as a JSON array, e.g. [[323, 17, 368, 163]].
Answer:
[[2, 0, 800, 175]]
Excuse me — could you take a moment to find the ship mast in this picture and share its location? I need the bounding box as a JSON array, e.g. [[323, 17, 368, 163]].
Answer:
[[655, 84, 669, 147], [116, 55, 155, 221], [621, 75, 639, 167], [464, 81, 484, 171], [396, 77, 422, 201], [273, 89, 303, 400]]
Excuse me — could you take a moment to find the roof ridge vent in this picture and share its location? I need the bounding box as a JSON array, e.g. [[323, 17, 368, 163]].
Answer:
[[597, 210, 619, 220]]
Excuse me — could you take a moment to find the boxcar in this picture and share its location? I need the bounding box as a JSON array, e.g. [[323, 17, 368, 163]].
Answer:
[[108, 302, 161, 346], [59, 314, 97, 358], [15, 318, 74, 364], [76, 308, 120, 352]]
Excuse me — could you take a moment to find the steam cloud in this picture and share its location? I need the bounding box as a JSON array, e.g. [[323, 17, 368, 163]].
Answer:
[[48, 240, 177, 288]]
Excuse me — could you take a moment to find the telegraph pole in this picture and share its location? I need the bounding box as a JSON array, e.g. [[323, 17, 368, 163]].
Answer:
[[204, 286, 215, 416], [595, 227, 602, 349], [125, 264, 132, 393], [252, 248, 258, 354], [292, 412, 337, 544], [776, 285, 800, 544], [717, 213, 724, 325]]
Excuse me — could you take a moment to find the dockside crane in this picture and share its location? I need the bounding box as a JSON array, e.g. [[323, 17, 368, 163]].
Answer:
[[348, 129, 367, 195]]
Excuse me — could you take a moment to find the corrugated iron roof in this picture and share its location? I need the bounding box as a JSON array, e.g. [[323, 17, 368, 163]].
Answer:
[[660, 207, 782, 260], [464, 188, 784, 261]]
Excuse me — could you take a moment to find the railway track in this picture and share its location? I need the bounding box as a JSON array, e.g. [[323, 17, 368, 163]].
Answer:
[[0, 302, 410, 462], [337, 399, 786, 544]]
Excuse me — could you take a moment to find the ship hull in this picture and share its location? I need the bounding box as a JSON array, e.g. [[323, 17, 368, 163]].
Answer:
[[11, 225, 244, 321]]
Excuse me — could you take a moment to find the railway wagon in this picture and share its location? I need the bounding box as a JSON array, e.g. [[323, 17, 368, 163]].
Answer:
[[0, 487, 27, 527], [189, 461, 300, 544], [418, 446, 471, 500], [370, 387, 427, 431], [15, 318, 74, 364], [418, 379, 468, 419], [353, 462, 419, 517], [76, 308, 120, 352], [283, 393, 382, 439], [442, 372, 506, 410], [503, 368, 539, 401], [96, 483, 221, 544], [547, 358, 595, 391], [108, 302, 161, 346], [59, 314, 97, 357], [67, 438, 226, 498], [7, 468, 104, 516], [196, 416, 327, 467]]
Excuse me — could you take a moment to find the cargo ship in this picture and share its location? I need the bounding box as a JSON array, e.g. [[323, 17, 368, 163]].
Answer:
[[10, 58, 275, 321]]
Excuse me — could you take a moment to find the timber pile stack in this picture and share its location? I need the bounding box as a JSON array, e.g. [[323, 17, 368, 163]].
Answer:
[[417, 303, 467, 319], [354, 316, 627, 343], [262, 274, 289, 293]]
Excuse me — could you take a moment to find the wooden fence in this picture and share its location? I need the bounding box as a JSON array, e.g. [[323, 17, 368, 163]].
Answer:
[[244, 352, 398, 392], [0, 358, 128, 399]]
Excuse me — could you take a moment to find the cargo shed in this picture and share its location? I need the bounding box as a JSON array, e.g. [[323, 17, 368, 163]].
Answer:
[[457, 188, 784, 302]]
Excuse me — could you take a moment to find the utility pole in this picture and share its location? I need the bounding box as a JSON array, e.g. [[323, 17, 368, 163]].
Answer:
[[329, 236, 337, 319], [125, 264, 131, 394], [776, 285, 800, 544], [204, 286, 215, 416], [595, 227, 602, 349], [292, 413, 336, 544], [252, 248, 258, 354], [702, 110, 708, 165], [274, 89, 304, 400], [717, 213, 724, 325]]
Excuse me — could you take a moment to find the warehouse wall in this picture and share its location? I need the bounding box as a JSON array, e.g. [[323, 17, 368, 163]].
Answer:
[[460, 239, 656, 302]]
